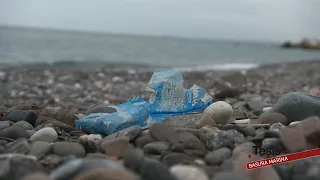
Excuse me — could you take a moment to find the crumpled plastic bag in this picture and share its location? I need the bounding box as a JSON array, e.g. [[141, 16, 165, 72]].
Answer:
[[75, 97, 149, 135], [146, 69, 213, 123], [75, 69, 213, 135]]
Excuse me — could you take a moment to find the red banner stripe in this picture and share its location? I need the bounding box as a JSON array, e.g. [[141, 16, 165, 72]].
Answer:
[[246, 148, 320, 170]]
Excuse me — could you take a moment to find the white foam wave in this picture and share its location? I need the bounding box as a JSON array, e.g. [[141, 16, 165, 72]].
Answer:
[[174, 63, 259, 72]]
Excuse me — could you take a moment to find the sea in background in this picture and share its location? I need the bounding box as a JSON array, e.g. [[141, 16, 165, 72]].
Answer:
[[1, 25, 320, 71]]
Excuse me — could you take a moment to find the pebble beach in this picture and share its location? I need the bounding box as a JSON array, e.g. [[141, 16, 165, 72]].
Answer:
[[0, 59, 320, 180]]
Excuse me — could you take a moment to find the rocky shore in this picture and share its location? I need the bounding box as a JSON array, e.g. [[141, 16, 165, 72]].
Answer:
[[0, 59, 320, 180], [281, 39, 320, 50]]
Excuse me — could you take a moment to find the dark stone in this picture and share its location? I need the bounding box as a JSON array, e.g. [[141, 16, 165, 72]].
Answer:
[[143, 141, 170, 155], [149, 124, 180, 143], [52, 142, 86, 157], [6, 110, 37, 126], [85, 104, 117, 115], [100, 137, 133, 157], [259, 112, 289, 125], [0, 126, 29, 140], [205, 147, 232, 165], [29, 141, 51, 157], [0, 122, 10, 130], [4, 138, 31, 154], [177, 132, 206, 157], [104, 125, 142, 142], [162, 153, 194, 167], [139, 158, 177, 180], [49, 158, 123, 180], [39, 109, 77, 127], [11, 121, 34, 130], [270, 92, 320, 122], [0, 154, 40, 180], [72, 167, 139, 180], [135, 133, 155, 148], [261, 138, 286, 156], [0, 140, 7, 146], [123, 148, 145, 173], [214, 88, 241, 100]]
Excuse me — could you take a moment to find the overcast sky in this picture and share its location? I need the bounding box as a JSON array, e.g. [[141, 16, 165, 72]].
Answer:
[[0, 0, 319, 42]]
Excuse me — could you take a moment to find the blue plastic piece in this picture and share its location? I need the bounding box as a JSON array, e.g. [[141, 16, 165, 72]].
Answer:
[[146, 69, 213, 123], [75, 69, 213, 135], [75, 97, 150, 135]]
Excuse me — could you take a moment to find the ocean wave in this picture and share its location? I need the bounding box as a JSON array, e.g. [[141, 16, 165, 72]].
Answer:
[[173, 63, 259, 72]]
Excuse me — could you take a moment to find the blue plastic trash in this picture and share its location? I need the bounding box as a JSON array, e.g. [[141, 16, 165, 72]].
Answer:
[[75, 97, 150, 135], [75, 69, 213, 135], [146, 69, 213, 123]]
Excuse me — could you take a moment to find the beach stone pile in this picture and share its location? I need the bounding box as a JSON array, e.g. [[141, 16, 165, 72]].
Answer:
[[0, 91, 319, 180]]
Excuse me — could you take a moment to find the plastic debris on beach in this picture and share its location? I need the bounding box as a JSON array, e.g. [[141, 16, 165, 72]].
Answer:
[[146, 69, 213, 123], [75, 97, 150, 135], [75, 69, 213, 135]]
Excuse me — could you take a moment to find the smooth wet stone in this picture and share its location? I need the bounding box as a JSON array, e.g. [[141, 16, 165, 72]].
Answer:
[[100, 137, 133, 157], [0, 140, 7, 146], [85, 104, 117, 115], [52, 142, 86, 157], [177, 132, 206, 154], [162, 153, 194, 167], [232, 141, 255, 158], [72, 167, 140, 180], [269, 122, 285, 132], [30, 127, 58, 142], [163, 113, 216, 129], [29, 141, 51, 157], [4, 138, 31, 154], [79, 134, 102, 153], [149, 123, 180, 143], [11, 121, 34, 130], [270, 92, 320, 122], [49, 158, 124, 180], [0, 126, 30, 140], [104, 125, 142, 142], [290, 157, 320, 180], [213, 172, 251, 180], [244, 125, 256, 137], [139, 158, 178, 180], [170, 165, 209, 180], [205, 147, 232, 165], [203, 101, 234, 125], [6, 110, 38, 126], [21, 172, 50, 180], [280, 116, 320, 153], [205, 130, 245, 150], [123, 148, 145, 173], [135, 133, 155, 148], [143, 141, 170, 155], [0, 154, 39, 180], [0, 122, 10, 130], [261, 138, 286, 156], [259, 112, 288, 125], [26, 130, 36, 137]]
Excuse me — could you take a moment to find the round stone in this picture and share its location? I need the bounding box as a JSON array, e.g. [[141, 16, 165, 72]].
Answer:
[[203, 101, 233, 125], [29, 127, 58, 142], [52, 142, 86, 157], [205, 147, 232, 165], [12, 121, 34, 130]]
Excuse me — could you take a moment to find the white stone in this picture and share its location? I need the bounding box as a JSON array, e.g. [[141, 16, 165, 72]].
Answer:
[[79, 134, 102, 144], [262, 107, 273, 112], [170, 165, 209, 180], [203, 101, 233, 125], [29, 127, 58, 142], [289, 121, 302, 126]]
